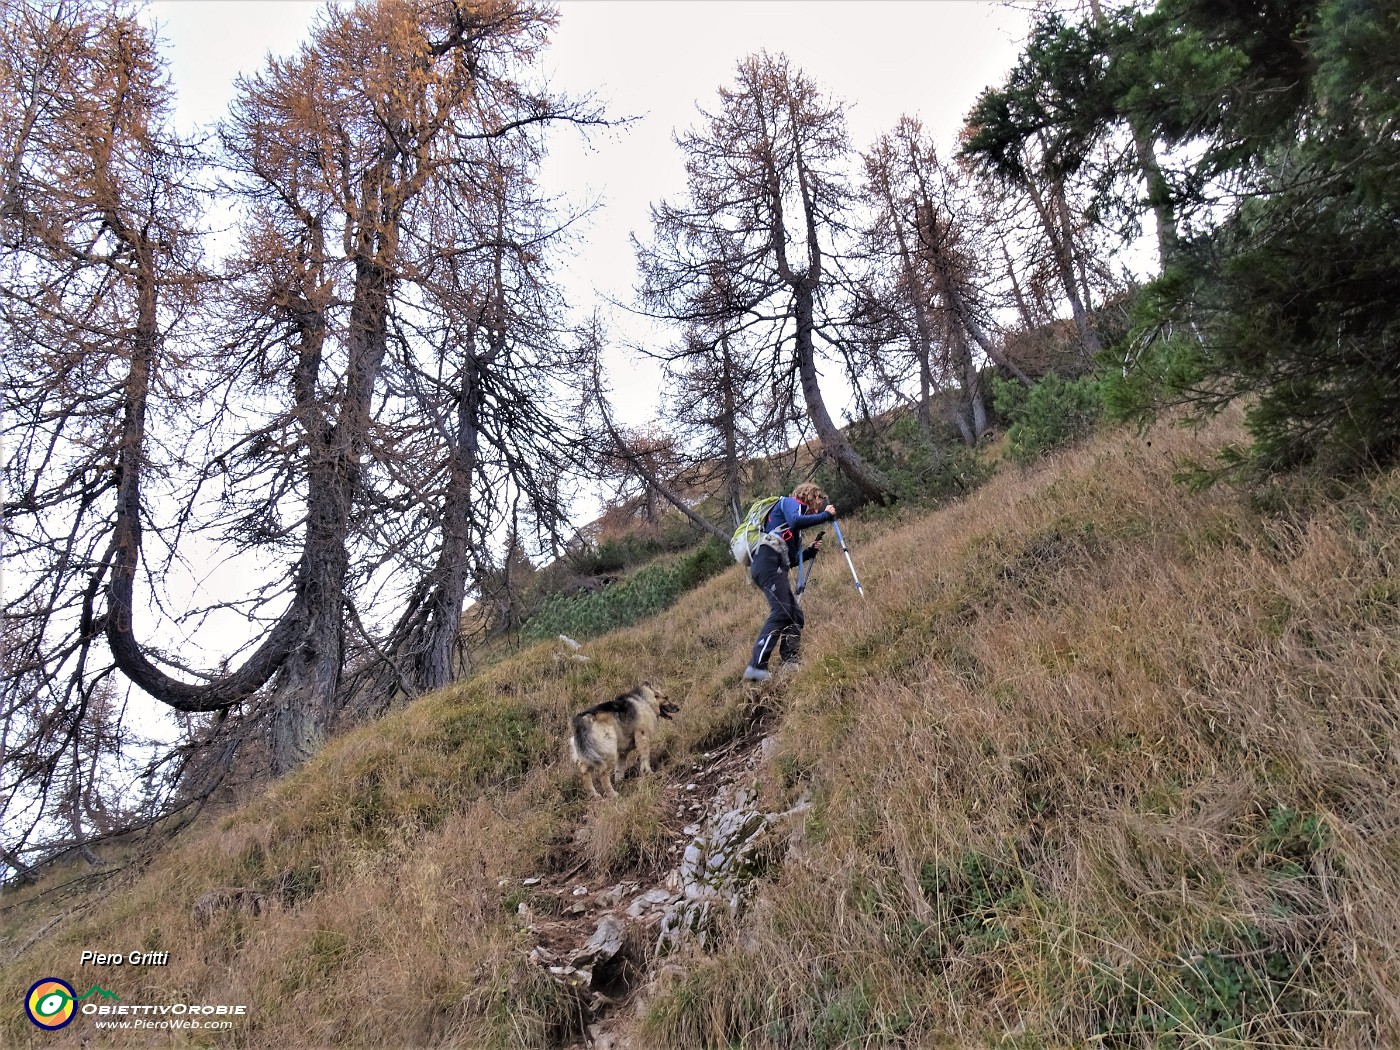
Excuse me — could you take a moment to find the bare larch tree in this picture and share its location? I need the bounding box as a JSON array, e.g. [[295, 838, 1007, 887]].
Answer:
[[855, 117, 1028, 445], [636, 52, 896, 504], [1, 0, 597, 877]]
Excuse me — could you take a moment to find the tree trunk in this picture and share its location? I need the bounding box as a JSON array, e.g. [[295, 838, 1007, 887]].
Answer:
[[792, 283, 895, 502], [1001, 235, 1036, 333], [106, 240, 301, 712], [1016, 142, 1099, 360], [1025, 170, 1100, 358], [1087, 0, 1177, 269], [918, 351, 934, 439], [413, 352, 482, 693], [883, 180, 936, 440], [720, 335, 745, 526], [1134, 130, 1178, 267], [0, 844, 38, 885], [963, 346, 988, 443], [784, 114, 895, 505], [270, 438, 351, 771], [268, 255, 390, 773]]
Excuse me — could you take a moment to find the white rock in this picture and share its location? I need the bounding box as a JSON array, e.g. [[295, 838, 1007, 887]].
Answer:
[[573, 914, 627, 968]]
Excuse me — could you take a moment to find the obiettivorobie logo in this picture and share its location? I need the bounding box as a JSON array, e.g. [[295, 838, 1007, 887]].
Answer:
[[24, 979, 120, 1030]]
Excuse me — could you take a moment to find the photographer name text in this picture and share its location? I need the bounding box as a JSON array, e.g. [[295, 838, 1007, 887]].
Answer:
[[80, 950, 170, 966]]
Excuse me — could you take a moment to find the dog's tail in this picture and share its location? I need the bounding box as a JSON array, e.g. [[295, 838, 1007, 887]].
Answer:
[[570, 712, 607, 766]]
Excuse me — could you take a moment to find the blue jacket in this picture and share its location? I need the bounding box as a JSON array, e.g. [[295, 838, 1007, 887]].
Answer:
[[762, 497, 835, 568]]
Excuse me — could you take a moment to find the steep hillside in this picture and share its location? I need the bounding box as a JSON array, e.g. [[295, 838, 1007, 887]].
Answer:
[[4, 409, 1399, 1049]]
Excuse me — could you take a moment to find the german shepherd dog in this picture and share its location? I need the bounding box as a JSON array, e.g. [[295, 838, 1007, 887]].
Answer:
[[570, 683, 679, 798]]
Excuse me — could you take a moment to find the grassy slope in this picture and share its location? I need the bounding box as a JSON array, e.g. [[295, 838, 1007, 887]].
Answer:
[[4, 408, 1400, 1048]]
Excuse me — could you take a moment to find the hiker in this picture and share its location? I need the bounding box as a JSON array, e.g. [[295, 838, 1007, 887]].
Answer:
[[742, 482, 837, 682]]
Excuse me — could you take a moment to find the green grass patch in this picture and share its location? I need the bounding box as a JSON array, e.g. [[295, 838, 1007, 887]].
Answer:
[[1088, 930, 1316, 1047], [523, 538, 730, 641]]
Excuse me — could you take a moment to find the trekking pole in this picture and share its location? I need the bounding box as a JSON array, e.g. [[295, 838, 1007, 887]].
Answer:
[[796, 531, 824, 598], [831, 520, 865, 599]]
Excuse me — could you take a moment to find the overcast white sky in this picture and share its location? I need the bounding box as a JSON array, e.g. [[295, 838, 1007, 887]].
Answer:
[[143, 0, 1032, 423]]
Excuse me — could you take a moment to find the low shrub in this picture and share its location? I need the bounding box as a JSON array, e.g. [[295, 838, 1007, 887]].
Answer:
[[991, 372, 1103, 464], [522, 537, 730, 641], [568, 533, 665, 575], [815, 412, 993, 511]]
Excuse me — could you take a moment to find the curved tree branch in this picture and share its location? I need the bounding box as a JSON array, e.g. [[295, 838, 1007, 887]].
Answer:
[[589, 356, 728, 542]]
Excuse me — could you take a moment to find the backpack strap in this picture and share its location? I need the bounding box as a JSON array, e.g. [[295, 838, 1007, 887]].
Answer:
[[764, 498, 796, 542]]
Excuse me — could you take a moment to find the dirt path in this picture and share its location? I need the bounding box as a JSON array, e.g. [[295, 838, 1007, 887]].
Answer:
[[506, 692, 791, 1048]]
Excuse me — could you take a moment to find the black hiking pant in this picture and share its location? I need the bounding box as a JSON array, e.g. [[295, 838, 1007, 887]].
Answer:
[[749, 546, 804, 669]]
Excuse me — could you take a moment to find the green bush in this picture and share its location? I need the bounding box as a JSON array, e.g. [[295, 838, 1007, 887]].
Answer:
[[990, 372, 1103, 465], [814, 412, 993, 511], [1084, 0, 1400, 474], [567, 533, 664, 576], [674, 534, 732, 588], [522, 537, 729, 641]]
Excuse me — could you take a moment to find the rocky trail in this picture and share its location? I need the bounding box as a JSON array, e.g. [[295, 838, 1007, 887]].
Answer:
[[502, 687, 810, 1049]]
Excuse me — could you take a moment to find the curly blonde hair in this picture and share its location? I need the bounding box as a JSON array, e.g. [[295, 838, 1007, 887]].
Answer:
[[791, 482, 827, 510]]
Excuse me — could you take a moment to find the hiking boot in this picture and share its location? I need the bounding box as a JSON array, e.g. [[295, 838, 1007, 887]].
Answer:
[[742, 665, 771, 682]]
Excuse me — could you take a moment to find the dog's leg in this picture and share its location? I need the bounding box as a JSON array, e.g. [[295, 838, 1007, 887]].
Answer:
[[602, 756, 619, 797], [635, 731, 653, 775], [580, 765, 601, 798]]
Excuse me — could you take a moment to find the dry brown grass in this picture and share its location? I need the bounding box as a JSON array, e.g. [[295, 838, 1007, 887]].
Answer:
[[636, 409, 1400, 1049], [4, 409, 1400, 1048]]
